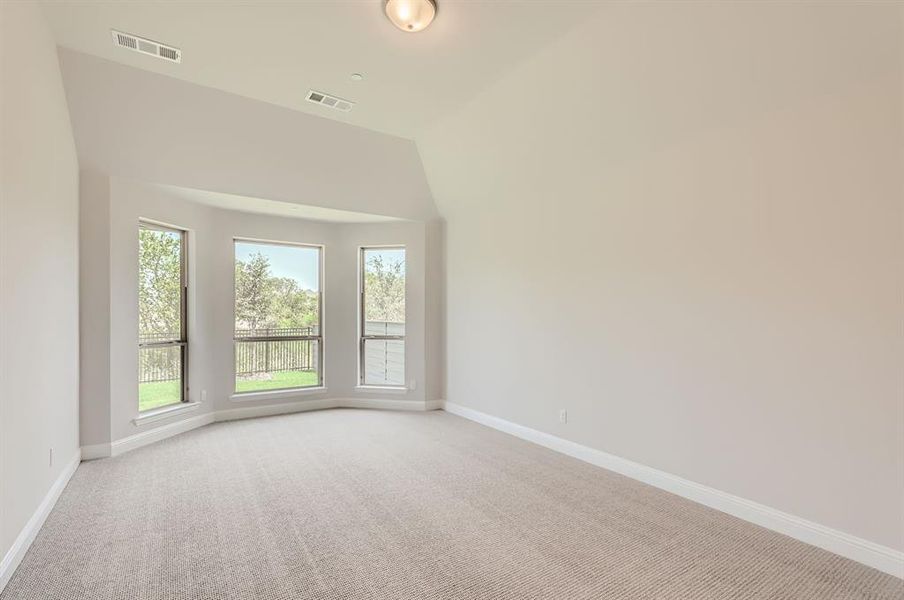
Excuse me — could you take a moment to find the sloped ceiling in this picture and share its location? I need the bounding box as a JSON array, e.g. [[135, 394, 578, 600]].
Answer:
[[41, 1, 598, 139], [417, 1, 904, 221], [58, 49, 437, 221], [47, 2, 599, 221]]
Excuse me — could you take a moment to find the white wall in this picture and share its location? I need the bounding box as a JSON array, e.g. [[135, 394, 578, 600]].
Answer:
[[334, 220, 429, 399], [418, 1, 904, 552], [80, 178, 439, 446], [79, 170, 111, 447], [107, 179, 221, 442], [0, 0, 80, 577], [424, 219, 445, 402]]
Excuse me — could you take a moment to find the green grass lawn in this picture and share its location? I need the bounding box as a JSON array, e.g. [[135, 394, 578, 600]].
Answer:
[[139, 370, 321, 412], [235, 370, 319, 393], [138, 379, 182, 412]]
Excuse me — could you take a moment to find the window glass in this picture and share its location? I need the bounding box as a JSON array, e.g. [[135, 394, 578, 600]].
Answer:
[[138, 224, 186, 411], [234, 241, 322, 393], [361, 247, 405, 386]]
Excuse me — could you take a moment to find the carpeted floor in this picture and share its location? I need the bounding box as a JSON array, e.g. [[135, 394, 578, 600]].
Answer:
[[2, 409, 901, 599]]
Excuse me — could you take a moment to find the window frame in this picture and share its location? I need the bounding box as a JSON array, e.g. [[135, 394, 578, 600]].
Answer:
[[138, 220, 189, 411], [232, 237, 325, 394], [358, 245, 406, 388]]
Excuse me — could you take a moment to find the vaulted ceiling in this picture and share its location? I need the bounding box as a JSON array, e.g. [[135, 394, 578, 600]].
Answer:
[[44, 2, 898, 226], [58, 48, 437, 221], [41, 1, 598, 140]]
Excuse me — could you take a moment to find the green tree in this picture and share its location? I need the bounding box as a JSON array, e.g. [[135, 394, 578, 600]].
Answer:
[[235, 252, 320, 333], [138, 229, 182, 340], [365, 254, 405, 323], [235, 252, 274, 332], [271, 277, 319, 330]]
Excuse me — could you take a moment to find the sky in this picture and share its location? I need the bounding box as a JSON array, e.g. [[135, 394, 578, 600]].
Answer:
[[235, 241, 320, 291], [234, 243, 406, 292], [365, 247, 405, 275]]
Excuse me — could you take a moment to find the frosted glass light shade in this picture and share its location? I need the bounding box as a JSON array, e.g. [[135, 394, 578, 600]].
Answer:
[[384, 0, 436, 33]]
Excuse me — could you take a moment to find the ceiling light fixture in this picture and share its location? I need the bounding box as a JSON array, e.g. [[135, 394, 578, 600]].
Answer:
[[350, 73, 364, 81], [384, 0, 436, 33]]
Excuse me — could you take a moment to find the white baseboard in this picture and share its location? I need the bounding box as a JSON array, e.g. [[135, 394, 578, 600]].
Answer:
[[218, 397, 438, 420], [215, 398, 337, 422], [80, 443, 111, 460], [424, 399, 444, 411], [110, 413, 216, 456], [442, 401, 904, 579], [338, 397, 439, 411], [0, 449, 81, 594], [81, 397, 442, 459]]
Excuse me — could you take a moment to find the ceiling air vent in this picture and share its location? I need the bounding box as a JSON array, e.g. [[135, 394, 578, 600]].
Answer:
[[306, 90, 354, 112], [111, 30, 182, 64]]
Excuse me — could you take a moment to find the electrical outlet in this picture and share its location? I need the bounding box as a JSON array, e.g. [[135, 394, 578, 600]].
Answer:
[[559, 410, 567, 424], [409, 379, 417, 391], [201, 389, 208, 403]]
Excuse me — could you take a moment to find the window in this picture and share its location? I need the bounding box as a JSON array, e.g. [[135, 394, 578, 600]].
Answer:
[[360, 246, 405, 387], [234, 240, 323, 393], [138, 222, 187, 412]]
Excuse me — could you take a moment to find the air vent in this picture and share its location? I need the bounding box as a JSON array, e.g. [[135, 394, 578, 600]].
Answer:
[[111, 30, 181, 64], [306, 90, 354, 112]]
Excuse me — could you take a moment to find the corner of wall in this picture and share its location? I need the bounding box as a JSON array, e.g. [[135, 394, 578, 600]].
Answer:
[[425, 218, 446, 402], [79, 170, 113, 447]]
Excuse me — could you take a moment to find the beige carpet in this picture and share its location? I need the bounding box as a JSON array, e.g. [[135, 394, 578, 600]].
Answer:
[[2, 409, 901, 599]]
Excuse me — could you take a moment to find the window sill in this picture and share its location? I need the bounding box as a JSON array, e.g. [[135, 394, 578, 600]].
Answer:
[[230, 386, 328, 403], [134, 401, 201, 426], [355, 385, 409, 395]]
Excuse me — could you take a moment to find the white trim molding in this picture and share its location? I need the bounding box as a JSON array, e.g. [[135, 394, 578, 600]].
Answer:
[[216, 398, 336, 422], [0, 449, 81, 593], [340, 397, 437, 411], [354, 385, 408, 395], [80, 443, 111, 461], [82, 397, 442, 460], [423, 399, 444, 411], [230, 387, 328, 403], [133, 401, 201, 426], [442, 401, 904, 579], [218, 397, 438, 420], [112, 412, 215, 456]]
